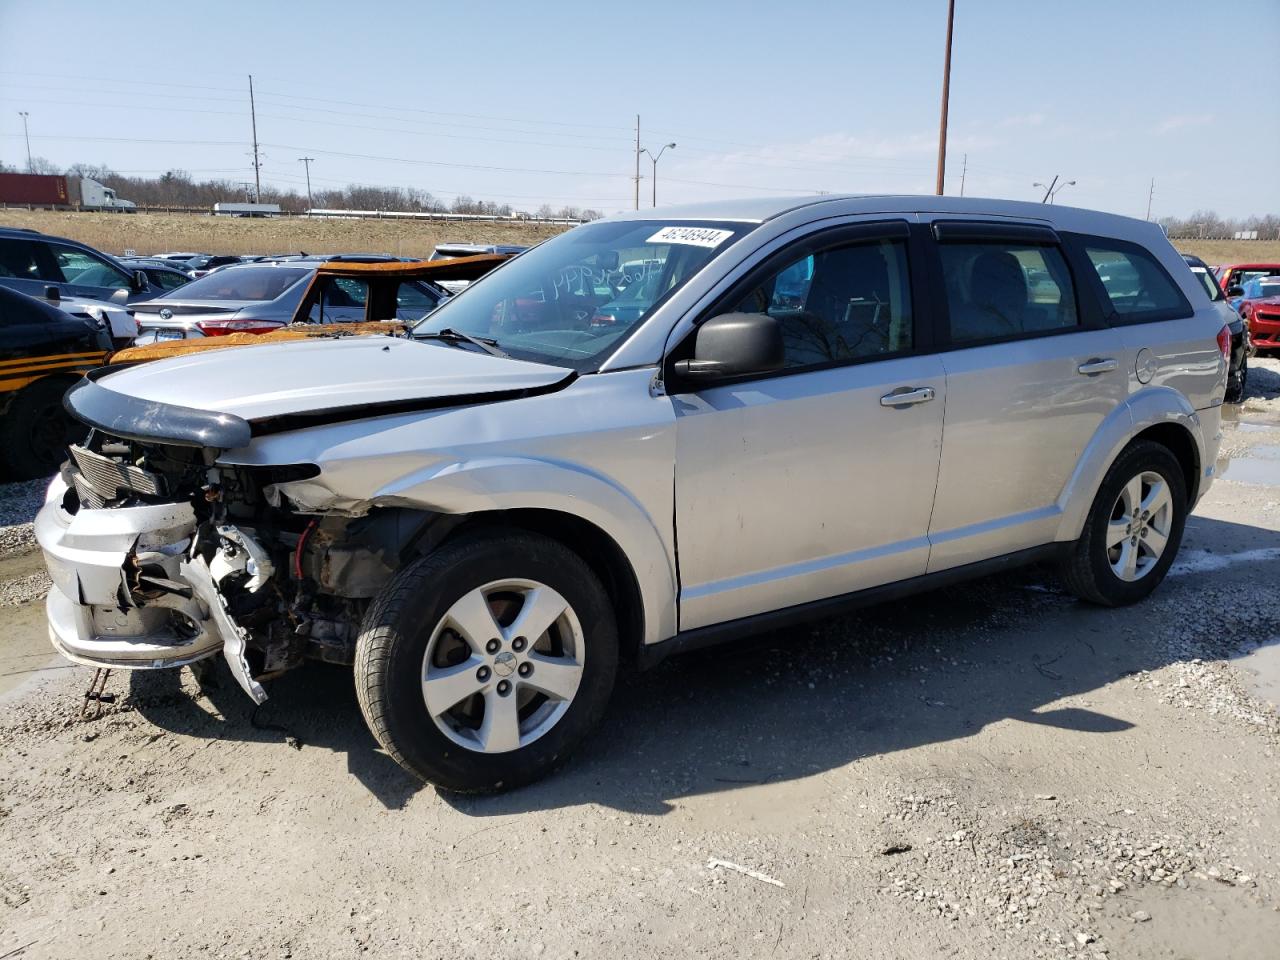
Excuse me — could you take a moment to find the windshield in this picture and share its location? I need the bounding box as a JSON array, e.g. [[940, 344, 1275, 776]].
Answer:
[[162, 266, 310, 301], [1250, 280, 1280, 299], [414, 220, 751, 370], [1189, 266, 1224, 302]]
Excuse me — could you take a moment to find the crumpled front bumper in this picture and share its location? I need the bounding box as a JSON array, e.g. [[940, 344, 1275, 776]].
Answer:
[[35, 478, 267, 702]]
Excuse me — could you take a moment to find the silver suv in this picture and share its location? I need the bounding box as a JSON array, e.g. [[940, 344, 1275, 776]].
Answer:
[[36, 196, 1227, 791]]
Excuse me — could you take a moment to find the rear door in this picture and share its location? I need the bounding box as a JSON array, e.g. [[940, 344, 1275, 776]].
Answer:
[[924, 220, 1126, 571], [671, 221, 946, 630]]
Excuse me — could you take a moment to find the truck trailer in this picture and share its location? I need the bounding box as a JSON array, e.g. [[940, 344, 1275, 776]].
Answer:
[[0, 173, 135, 210]]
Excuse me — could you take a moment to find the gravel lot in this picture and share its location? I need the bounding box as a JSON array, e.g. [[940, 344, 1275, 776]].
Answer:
[[1, 360, 1278, 960]]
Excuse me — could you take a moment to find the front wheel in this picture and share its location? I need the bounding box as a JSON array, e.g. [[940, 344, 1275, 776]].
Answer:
[[354, 530, 618, 792], [1059, 441, 1187, 607]]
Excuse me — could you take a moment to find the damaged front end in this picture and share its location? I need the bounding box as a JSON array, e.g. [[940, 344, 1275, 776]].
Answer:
[[36, 388, 443, 702]]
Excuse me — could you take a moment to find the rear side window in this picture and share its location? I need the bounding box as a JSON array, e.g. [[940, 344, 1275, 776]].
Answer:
[[1081, 243, 1190, 322], [938, 242, 1078, 344]]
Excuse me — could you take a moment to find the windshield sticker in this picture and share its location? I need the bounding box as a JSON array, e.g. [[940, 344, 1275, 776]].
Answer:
[[646, 226, 734, 249]]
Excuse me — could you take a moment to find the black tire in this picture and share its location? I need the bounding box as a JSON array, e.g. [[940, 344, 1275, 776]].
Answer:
[[1059, 440, 1187, 607], [354, 529, 618, 792], [1224, 354, 1247, 404], [0, 377, 85, 481]]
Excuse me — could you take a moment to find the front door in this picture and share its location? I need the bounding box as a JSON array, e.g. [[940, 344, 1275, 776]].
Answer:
[[672, 224, 945, 630]]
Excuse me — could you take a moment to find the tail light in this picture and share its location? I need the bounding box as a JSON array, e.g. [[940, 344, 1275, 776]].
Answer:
[[196, 318, 284, 337], [1216, 324, 1231, 362], [589, 312, 617, 327]]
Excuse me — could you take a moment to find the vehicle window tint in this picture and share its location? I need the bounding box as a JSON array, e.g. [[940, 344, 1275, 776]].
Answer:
[[394, 281, 441, 318], [939, 243, 1078, 343], [1084, 246, 1187, 319], [725, 238, 912, 367], [325, 277, 368, 307], [0, 238, 43, 280], [153, 270, 190, 291], [168, 267, 309, 301], [48, 244, 130, 289]]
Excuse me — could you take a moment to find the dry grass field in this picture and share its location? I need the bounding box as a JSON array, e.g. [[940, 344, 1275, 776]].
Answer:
[[0, 208, 569, 258], [1, 208, 1276, 265]]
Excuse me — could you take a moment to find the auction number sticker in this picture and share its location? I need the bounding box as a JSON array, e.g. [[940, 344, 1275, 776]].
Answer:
[[646, 226, 734, 248]]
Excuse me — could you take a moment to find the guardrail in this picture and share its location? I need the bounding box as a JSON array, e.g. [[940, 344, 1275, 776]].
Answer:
[[0, 202, 585, 225]]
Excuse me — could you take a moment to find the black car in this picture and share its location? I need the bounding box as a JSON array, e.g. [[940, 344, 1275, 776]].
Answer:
[[0, 285, 112, 479], [119, 257, 195, 292], [1183, 253, 1250, 403]]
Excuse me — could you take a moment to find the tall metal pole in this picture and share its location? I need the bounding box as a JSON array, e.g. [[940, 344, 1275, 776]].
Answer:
[[299, 157, 315, 210], [642, 143, 676, 208], [934, 0, 955, 195], [633, 115, 641, 211], [1145, 178, 1155, 221], [248, 75, 262, 203], [18, 111, 32, 172]]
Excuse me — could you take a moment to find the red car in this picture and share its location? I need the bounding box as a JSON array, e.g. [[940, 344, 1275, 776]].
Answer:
[[1216, 262, 1280, 299], [1236, 275, 1280, 351]]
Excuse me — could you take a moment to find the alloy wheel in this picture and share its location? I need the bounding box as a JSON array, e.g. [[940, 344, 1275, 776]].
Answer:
[[421, 578, 585, 754], [1106, 470, 1173, 582]]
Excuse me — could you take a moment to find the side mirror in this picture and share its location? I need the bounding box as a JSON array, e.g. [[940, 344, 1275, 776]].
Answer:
[[43, 284, 60, 302], [131, 270, 148, 293], [672, 312, 784, 384], [1227, 285, 1244, 298]]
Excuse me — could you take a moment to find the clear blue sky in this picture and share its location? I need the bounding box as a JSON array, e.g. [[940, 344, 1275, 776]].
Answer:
[[1, 0, 1276, 219]]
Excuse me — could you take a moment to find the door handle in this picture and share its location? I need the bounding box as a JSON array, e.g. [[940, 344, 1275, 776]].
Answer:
[[880, 386, 936, 407], [1077, 358, 1118, 375]]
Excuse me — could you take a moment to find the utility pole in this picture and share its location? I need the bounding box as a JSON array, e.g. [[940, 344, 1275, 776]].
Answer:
[[299, 157, 315, 211], [248, 75, 262, 203], [934, 0, 955, 195], [633, 115, 641, 211], [1145, 178, 1155, 221], [959, 153, 967, 197], [18, 111, 31, 172]]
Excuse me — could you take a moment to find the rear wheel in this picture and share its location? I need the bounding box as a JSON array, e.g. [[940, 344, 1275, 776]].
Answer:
[[1225, 353, 1247, 403], [1059, 441, 1187, 606], [354, 530, 618, 792], [0, 377, 85, 480]]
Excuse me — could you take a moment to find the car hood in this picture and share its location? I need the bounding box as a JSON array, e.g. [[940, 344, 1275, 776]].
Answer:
[[95, 334, 573, 421]]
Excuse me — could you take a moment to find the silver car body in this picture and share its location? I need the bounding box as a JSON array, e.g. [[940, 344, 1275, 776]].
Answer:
[[36, 195, 1226, 699]]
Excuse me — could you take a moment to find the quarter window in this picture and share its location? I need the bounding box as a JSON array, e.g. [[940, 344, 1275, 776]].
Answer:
[[1083, 245, 1188, 320], [939, 243, 1078, 343], [723, 238, 913, 368]]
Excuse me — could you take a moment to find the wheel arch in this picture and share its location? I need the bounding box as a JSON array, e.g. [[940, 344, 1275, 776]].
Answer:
[[445, 508, 647, 666], [1056, 388, 1207, 542]]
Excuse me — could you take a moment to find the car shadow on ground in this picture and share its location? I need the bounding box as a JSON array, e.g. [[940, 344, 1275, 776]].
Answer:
[[124, 515, 1280, 815]]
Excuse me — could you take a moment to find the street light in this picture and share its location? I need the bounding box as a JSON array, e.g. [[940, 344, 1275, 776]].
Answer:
[[640, 142, 676, 208], [18, 111, 31, 172], [1034, 177, 1077, 204]]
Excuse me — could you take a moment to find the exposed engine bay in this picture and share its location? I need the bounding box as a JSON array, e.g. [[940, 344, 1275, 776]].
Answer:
[[52, 429, 455, 701]]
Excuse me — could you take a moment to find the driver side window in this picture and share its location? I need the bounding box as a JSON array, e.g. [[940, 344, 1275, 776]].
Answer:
[[725, 238, 913, 368], [47, 243, 131, 289]]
